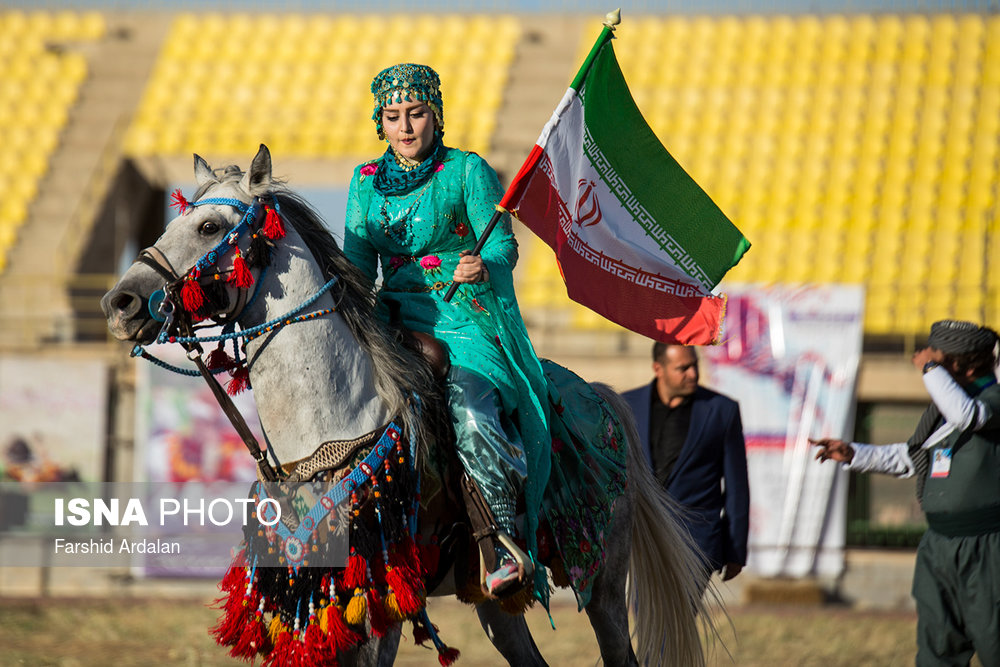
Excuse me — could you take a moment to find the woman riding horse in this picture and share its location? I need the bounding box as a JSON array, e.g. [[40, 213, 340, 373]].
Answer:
[[344, 63, 628, 605], [101, 141, 709, 666]]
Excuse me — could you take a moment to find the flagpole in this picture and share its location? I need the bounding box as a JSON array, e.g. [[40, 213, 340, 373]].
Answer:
[[570, 9, 621, 91], [443, 9, 621, 303]]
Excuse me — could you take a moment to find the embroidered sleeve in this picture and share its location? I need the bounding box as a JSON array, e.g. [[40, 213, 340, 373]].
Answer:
[[344, 166, 379, 285], [464, 153, 517, 288]]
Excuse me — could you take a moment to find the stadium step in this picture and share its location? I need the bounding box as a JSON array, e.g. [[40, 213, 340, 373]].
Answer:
[[491, 15, 585, 180], [0, 13, 167, 348]]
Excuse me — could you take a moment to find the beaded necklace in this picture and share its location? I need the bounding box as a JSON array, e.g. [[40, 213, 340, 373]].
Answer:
[[372, 140, 444, 197], [378, 178, 433, 246], [391, 147, 419, 172]]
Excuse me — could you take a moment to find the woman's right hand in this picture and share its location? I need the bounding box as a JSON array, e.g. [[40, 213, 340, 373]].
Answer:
[[810, 438, 854, 464], [453, 250, 489, 284]]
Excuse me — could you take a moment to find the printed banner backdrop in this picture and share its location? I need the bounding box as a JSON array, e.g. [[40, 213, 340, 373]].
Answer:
[[137, 344, 263, 486], [0, 357, 106, 483], [135, 344, 263, 576], [701, 284, 864, 578]]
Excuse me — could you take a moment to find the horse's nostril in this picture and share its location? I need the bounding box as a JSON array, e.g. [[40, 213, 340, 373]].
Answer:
[[102, 289, 142, 318], [111, 293, 134, 311]]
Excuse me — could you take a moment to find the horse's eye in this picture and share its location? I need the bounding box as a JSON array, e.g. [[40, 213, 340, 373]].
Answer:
[[199, 221, 221, 236]]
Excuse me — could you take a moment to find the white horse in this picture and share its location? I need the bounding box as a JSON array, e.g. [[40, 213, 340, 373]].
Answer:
[[101, 145, 711, 666]]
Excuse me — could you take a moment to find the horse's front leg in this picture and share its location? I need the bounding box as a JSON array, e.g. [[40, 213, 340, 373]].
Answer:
[[476, 599, 549, 666]]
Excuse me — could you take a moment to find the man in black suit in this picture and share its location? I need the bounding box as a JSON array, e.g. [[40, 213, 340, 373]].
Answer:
[[622, 343, 750, 591]]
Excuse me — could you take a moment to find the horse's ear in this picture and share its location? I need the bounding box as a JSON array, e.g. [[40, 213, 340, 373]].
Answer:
[[193, 154, 215, 187], [241, 144, 272, 196]]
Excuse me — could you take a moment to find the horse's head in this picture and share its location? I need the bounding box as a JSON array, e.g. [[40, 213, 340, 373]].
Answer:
[[101, 145, 277, 343]]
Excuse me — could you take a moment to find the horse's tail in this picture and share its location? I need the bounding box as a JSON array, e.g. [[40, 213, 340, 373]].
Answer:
[[591, 383, 711, 667]]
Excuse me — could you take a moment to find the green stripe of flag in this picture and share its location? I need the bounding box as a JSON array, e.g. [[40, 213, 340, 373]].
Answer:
[[580, 37, 750, 288], [569, 24, 616, 91]]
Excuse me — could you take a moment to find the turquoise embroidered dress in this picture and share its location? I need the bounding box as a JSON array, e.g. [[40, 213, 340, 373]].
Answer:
[[344, 145, 626, 608]]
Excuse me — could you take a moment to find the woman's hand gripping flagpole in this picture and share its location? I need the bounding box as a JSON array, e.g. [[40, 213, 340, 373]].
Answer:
[[443, 205, 507, 302]]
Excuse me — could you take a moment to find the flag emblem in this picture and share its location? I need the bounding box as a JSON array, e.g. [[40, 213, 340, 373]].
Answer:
[[501, 17, 750, 345], [575, 179, 603, 227]]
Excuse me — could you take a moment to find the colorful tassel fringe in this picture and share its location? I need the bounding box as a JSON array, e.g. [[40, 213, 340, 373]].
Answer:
[[344, 588, 367, 626], [206, 343, 236, 371], [181, 277, 205, 312], [169, 188, 191, 214], [325, 605, 362, 652], [208, 420, 462, 665], [264, 206, 285, 240]]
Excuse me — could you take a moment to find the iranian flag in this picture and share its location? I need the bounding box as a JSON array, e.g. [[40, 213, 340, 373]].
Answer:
[[499, 18, 750, 345]]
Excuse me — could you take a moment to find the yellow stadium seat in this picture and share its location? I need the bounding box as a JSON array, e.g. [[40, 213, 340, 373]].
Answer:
[[0, 197, 29, 228], [124, 12, 518, 161], [930, 14, 957, 45], [100, 10, 1000, 335], [865, 307, 894, 335], [952, 288, 984, 317]]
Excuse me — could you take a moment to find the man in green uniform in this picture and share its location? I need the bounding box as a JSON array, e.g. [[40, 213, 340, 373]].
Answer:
[[813, 319, 999, 666]]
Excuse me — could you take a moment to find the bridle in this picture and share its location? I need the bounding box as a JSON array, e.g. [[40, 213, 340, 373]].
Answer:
[[137, 194, 269, 340], [127, 189, 335, 482]]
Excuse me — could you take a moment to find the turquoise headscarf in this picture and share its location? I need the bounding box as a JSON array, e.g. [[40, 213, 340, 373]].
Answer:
[[370, 63, 447, 196], [370, 63, 444, 141]]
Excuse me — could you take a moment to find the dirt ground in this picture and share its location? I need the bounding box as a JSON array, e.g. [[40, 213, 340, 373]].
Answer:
[[0, 594, 939, 666]]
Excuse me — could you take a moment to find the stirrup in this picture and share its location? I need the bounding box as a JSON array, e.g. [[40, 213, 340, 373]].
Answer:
[[479, 532, 534, 599], [485, 560, 520, 596]]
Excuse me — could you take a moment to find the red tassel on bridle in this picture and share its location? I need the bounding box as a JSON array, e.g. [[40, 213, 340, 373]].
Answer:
[[181, 276, 205, 312], [227, 366, 251, 395], [228, 251, 254, 288], [206, 342, 236, 371], [263, 206, 285, 240], [170, 189, 191, 214]]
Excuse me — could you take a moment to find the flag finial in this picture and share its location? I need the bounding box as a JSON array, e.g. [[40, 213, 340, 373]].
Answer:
[[603, 9, 621, 29]]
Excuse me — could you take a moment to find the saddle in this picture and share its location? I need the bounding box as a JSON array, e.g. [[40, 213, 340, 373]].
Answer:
[[271, 425, 544, 611]]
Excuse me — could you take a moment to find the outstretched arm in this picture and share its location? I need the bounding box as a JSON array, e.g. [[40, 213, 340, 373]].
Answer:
[[812, 438, 915, 477], [812, 438, 855, 464]]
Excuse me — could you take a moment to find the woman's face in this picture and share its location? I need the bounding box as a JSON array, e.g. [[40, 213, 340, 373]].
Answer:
[[381, 100, 436, 163]]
